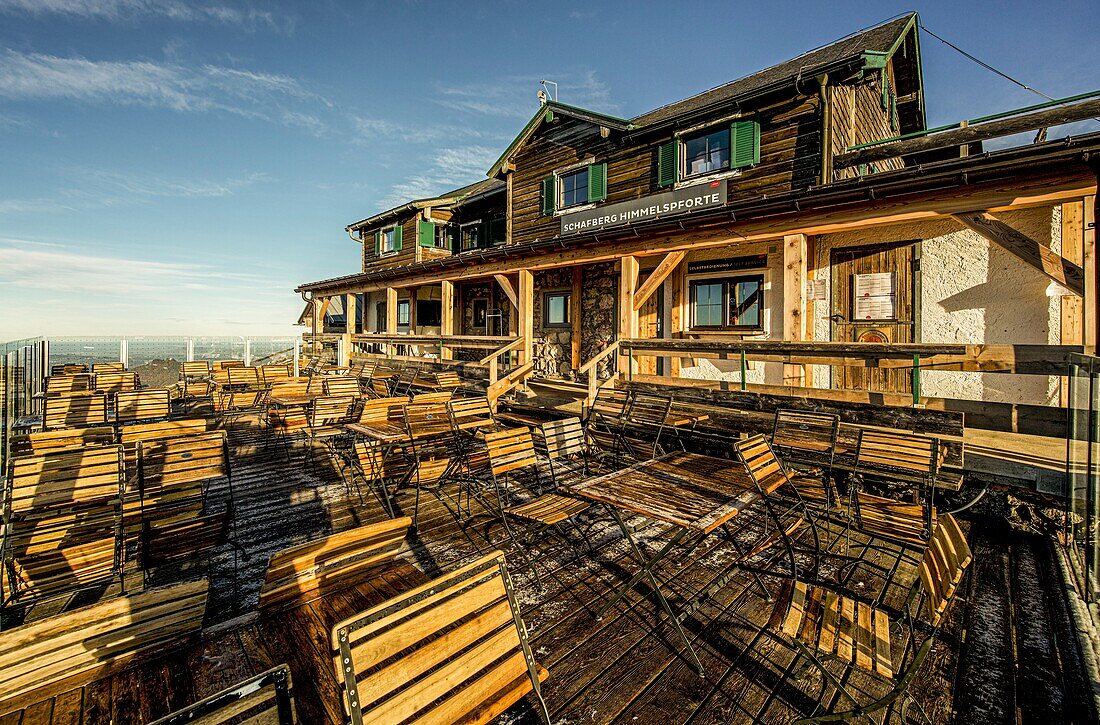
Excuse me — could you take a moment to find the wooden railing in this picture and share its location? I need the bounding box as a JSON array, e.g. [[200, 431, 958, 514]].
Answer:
[[351, 333, 516, 361], [480, 338, 529, 407], [577, 340, 620, 406]]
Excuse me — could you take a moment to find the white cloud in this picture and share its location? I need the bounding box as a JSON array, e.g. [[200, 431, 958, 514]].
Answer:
[[0, 49, 325, 130], [350, 115, 495, 145], [433, 70, 620, 119], [0, 0, 292, 33], [378, 145, 497, 208]]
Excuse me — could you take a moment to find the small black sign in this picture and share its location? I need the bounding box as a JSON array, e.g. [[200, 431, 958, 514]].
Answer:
[[687, 254, 767, 275], [561, 179, 727, 235]]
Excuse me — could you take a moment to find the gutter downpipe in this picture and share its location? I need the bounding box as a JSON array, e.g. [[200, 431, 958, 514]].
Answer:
[[817, 74, 832, 185]]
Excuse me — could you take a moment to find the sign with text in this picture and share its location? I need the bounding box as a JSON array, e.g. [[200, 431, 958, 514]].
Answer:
[[560, 179, 727, 235], [686, 254, 767, 275]]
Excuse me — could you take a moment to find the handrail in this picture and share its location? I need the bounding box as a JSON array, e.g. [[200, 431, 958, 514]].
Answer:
[[577, 340, 619, 374], [478, 337, 526, 366], [351, 333, 516, 350], [487, 362, 534, 404]]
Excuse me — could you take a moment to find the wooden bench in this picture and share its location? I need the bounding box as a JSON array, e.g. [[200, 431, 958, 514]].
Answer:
[[115, 387, 171, 424], [91, 362, 125, 374], [0, 579, 208, 714], [148, 665, 295, 725], [138, 431, 233, 571], [94, 371, 138, 395], [258, 517, 411, 613], [330, 551, 550, 725], [3, 445, 125, 605], [44, 373, 93, 396], [766, 514, 971, 721], [9, 426, 115, 457], [42, 392, 109, 430]]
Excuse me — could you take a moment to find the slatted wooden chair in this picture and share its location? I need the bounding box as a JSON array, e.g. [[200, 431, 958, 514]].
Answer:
[[583, 387, 632, 464], [115, 387, 172, 425], [537, 416, 588, 481], [9, 426, 115, 457], [403, 400, 462, 525], [620, 392, 676, 458], [2, 445, 125, 607], [180, 361, 214, 400], [0, 580, 208, 713], [324, 375, 363, 399], [448, 395, 498, 435], [765, 514, 972, 724], [350, 358, 379, 391], [485, 427, 591, 584], [212, 360, 246, 387], [181, 360, 212, 380], [348, 439, 411, 517], [410, 390, 453, 404], [261, 363, 292, 383], [331, 550, 551, 725], [305, 395, 356, 465], [771, 409, 843, 496], [259, 518, 412, 613], [44, 373, 93, 396], [226, 365, 262, 389], [91, 361, 125, 374], [50, 363, 87, 375], [214, 388, 268, 428], [94, 370, 138, 395], [389, 364, 421, 397], [149, 665, 295, 725], [42, 392, 109, 430], [852, 429, 940, 546]]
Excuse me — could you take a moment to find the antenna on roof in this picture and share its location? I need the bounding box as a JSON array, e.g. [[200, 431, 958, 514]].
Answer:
[[538, 79, 558, 104]]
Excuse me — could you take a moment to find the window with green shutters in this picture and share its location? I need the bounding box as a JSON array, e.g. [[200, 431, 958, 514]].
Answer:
[[542, 163, 607, 214], [662, 121, 760, 184], [377, 225, 401, 255], [587, 162, 607, 202], [541, 176, 555, 215]]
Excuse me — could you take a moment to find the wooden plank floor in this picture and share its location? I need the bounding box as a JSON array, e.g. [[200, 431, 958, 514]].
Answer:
[[1, 412, 1093, 724]]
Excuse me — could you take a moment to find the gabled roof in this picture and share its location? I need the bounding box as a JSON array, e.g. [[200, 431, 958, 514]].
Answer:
[[487, 102, 633, 178], [487, 13, 920, 177], [631, 13, 918, 127], [346, 177, 504, 231]]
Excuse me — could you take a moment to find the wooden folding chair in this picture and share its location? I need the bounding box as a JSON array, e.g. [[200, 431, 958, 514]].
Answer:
[[213, 388, 268, 428], [405, 399, 462, 526], [771, 409, 842, 505], [331, 551, 551, 725], [852, 430, 940, 546], [537, 416, 588, 481], [42, 392, 109, 430], [115, 388, 172, 425], [44, 373, 93, 396], [50, 363, 87, 375], [91, 361, 125, 374], [261, 364, 292, 383], [149, 665, 295, 725], [583, 387, 632, 465], [324, 375, 363, 399], [94, 370, 138, 395], [765, 514, 971, 724], [485, 427, 591, 585]]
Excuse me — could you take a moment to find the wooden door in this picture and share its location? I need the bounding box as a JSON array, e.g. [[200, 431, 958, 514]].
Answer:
[[637, 274, 661, 376], [830, 240, 917, 393]]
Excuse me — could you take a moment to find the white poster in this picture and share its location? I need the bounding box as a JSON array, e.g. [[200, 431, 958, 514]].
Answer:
[[853, 272, 896, 320]]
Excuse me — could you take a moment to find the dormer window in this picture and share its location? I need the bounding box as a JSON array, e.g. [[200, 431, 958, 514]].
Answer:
[[373, 225, 402, 256], [683, 128, 731, 178], [540, 163, 607, 215]]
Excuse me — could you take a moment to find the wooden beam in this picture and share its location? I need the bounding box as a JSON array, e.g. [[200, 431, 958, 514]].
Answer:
[[385, 288, 397, 334], [517, 269, 534, 366], [834, 97, 1100, 168], [782, 234, 807, 385], [633, 251, 685, 311], [494, 274, 518, 307], [440, 281, 455, 359], [953, 211, 1085, 295], [570, 266, 583, 370], [1061, 201, 1084, 404], [344, 293, 357, 335], [310, 297, 322, 353], [1086, 195, 1098, 354], [407, 286, 418, 331], [619, 256, 639, 375], [315, 171, 1096, 296]]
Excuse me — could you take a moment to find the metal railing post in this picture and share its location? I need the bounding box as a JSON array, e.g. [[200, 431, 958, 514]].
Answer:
[[120, 338, 128, 369], [293, 338, 300, 377], [245, 338, 253, 367], [912, 354, 921, 406], [186, 337, 194, 362]]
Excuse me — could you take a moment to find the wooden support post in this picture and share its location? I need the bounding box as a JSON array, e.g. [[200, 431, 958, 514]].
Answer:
[[385, 287, 398, 357], [804, 236, 817, 387], [310, 296, 321, 354], [1085, 195, 1098, 354], [408, 286, 418, 333], [669, 263, 687, 376], [783, 234, 808, 385], [1061, 202, 1084, 404], [518, 269, 534, 367], [619, 256, 639, 376], [339, 334, 351, 367], [570, 266, 583, 371], [440, 281, 455, 360], [345, 293, 357, 335]]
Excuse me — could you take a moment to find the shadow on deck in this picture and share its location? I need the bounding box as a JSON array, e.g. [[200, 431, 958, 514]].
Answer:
[[2, 413, 1094, 724]]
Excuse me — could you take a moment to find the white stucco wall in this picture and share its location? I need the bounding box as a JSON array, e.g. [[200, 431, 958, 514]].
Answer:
[[812, 206, 1062, 405]]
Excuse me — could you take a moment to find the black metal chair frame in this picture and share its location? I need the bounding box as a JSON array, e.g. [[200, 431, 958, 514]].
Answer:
[[149, 665, 294, 725]]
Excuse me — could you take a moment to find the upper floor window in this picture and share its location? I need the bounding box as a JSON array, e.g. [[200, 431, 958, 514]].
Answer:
[[683, 128, 730, 178], [657, 120, 761, 187], [376, 225, 401, 255], [461, 221, 483, 251], [541, 163, 607, 215], [559, 169, 589, 209], [417, 219, 452, 250], [689, 274, 764, 331]]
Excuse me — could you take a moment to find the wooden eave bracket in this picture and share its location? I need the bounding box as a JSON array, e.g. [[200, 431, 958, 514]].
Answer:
[[952, 211, 1084, 296], [494, 274, 519, 306], [633, 251, 686, 310]]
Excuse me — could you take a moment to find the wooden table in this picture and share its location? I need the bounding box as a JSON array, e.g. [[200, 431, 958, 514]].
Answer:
[[345, 421, 407, 445], [268, 394, 319, 407], [570, 451, 764, 675]]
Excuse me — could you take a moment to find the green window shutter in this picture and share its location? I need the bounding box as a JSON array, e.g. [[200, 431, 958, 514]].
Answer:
[[393, 225, 403, 251], [587, 162, 607, 202], [417, 219, 436, 247], [540, 176, 556, 215], [373, 230, 380, 256], [730, 120, 760, 169], [657, 139, 678, 187]]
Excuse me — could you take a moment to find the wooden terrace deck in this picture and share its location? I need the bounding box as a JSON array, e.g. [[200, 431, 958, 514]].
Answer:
[[0, 411, 1093, 724]]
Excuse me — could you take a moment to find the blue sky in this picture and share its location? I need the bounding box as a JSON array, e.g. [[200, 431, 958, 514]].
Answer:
[[0, 0, 1096, 338]]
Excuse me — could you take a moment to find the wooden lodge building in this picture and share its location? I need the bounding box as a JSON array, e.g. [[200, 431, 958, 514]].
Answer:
[[298, 12, 1100, 482]]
